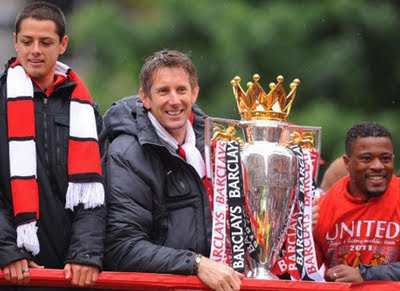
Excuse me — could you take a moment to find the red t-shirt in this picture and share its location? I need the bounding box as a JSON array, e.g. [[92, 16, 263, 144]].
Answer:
[[313, 175, 400, 268]]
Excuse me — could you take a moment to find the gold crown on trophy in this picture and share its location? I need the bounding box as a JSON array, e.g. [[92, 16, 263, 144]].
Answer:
[[231, 74, 300, 121]]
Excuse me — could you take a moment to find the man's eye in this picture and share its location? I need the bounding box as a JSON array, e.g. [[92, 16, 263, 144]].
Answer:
[[22, 41, 31, 45], [360, 156, 370, 162], [42, 42, 52, 46], [381, 156, 393, 163], [178, 88, 187, 93]]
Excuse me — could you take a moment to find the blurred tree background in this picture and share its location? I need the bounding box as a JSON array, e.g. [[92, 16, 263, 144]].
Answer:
[[67, 0, 400, 180]]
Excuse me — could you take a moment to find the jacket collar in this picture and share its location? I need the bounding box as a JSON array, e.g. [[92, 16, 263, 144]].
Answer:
[[136, 101, 164, 148]]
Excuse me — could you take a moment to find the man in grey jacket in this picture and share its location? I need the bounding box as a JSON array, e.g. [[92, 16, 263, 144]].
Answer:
[[103, 50, 243, 291]]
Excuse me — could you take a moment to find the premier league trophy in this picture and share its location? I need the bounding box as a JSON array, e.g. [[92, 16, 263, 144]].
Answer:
[[205, 74, 321, 280]]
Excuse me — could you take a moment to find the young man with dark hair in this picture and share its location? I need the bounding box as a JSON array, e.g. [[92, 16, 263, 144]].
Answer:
[[313, 121, 400, 282], [103, 50, 243, 291], [0, 2, 105, 289]]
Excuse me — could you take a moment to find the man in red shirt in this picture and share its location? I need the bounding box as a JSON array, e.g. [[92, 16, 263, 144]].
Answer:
[[313, 121, 400, 282]]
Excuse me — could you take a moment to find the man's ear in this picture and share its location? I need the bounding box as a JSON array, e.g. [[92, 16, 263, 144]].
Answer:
[[139, 88, 151, 110], [13, 33, 18, 53], [59, 35, 69, 55], [191, 85, 199, 104], [343, 154, 350, 172]]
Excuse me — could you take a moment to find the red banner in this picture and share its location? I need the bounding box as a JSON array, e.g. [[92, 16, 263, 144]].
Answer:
[[0, 269, 399, 290]]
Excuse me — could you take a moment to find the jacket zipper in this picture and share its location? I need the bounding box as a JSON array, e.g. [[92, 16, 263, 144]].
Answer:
[[56, 118, 61, 165], [43, 97, 50, 177]]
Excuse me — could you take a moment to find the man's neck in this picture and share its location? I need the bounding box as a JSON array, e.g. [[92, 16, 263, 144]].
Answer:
[[32, 74, 55, 92], [171, 128, 187, 145], [347, 183, 383, 202], [347, 182, 367, 201]]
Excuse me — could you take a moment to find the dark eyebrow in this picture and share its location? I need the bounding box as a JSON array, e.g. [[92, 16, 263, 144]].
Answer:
[[19, 36, 55, 42], [156, 86, 169, 91], [357, 154, 371, 158]]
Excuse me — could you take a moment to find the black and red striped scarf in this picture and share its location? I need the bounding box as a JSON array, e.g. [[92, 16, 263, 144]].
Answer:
[[6, 59, 104, 255]]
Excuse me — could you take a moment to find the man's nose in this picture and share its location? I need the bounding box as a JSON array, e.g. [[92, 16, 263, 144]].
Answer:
[[370, 158, 384, 170], [168, 92, 181, 105], [31, 41, 41, 54]]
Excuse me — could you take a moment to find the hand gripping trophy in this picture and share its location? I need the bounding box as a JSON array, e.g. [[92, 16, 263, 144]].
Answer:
[[205, 74, 322, 280]]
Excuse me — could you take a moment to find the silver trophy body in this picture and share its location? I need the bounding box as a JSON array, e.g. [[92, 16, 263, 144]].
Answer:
[[241, 120, 297, 279]]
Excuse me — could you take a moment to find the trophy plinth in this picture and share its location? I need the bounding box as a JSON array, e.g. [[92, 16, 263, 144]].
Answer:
[[247, 264, 279, 280]]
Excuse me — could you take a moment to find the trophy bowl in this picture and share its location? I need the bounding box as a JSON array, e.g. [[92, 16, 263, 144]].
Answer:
[[241, 120, 297, 279]]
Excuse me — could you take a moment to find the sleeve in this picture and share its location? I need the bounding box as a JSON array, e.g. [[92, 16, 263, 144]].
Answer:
[[312, 219, 323, 268], [93, 102, 104, 147], [0, 83, 32, 267], [104, 153, 195, 275], [0, 196, 32, 268], [314, 240, 324, 269], [64, 103, 107, 269], [313, 194, 328, 268], [64, 204, 106, 269], [359, 263, 400, 281]]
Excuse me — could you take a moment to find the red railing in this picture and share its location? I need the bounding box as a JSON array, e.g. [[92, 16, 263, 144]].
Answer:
[[0, 269, 399, 290]]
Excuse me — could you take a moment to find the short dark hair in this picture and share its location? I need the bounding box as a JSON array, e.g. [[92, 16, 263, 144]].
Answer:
[[345, 121, 392, 156], [139, 50, 198, 97], [15, 1, 66, 41]]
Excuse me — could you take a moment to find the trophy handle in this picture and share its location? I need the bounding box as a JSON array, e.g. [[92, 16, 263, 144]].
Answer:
[[287, 125, 322, 183]]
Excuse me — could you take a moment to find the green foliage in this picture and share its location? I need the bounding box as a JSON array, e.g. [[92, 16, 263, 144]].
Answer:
[[69, 0, 400, 174]]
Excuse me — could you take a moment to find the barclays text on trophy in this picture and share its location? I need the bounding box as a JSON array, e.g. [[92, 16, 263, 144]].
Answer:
[[204, 74, 323, 280]]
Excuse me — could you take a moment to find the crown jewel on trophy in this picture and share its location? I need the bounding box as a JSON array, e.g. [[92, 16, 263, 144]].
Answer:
[[231, 74, 300, 121]]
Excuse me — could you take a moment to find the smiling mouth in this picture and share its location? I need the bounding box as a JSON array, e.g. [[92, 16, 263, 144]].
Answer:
[[366, 175, 386, 183], [166, 110, 183, 116], [368, 176, 384, 179], [29, 59, 44, 65]]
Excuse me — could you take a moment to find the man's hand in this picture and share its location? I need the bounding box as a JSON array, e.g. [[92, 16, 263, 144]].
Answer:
[[64, 263, 99, 287], [325, 264, 364, 282], [312, 197, 320, 228], [2, 259, 43, 285], [197, 257, 244, 291]]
